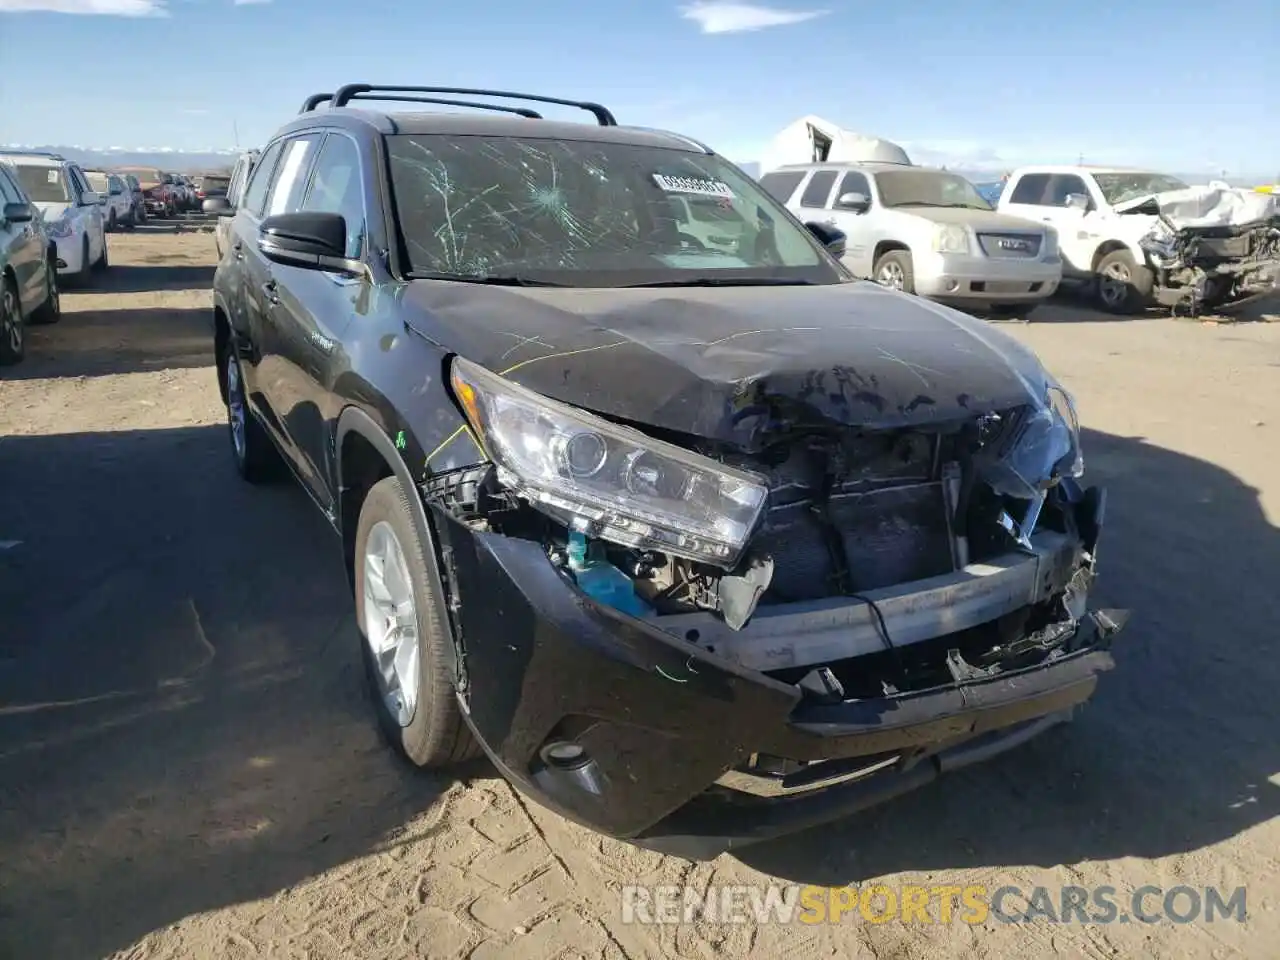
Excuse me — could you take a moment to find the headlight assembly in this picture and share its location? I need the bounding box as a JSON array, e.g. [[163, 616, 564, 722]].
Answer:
[[932, 224, 971, 255], [1041, 227, 1059, 258], [982, 385, 1084, 500], [450, 357, 768, 567]]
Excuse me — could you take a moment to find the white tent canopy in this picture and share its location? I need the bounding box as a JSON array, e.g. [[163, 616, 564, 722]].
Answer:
[[758, 115, 912, 174]]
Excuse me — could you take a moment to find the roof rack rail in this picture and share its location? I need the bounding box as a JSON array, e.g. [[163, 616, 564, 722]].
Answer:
[[0, 148, 67, 161], [323, 84, 617, 125], [300, 91, 543, 119]]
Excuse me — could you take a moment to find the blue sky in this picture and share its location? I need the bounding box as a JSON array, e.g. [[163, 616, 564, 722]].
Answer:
[[0, 0, 1275, 177]]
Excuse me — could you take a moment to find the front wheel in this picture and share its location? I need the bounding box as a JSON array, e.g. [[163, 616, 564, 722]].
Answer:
[[93, 234, 109, 271], [0, 277, 25, 365], [355, 475, 479, 768], [30, 257, 61, 325], [873, 250, 915, 294], [1094, 250, 1153, 315], [69, 236, 92, 288]]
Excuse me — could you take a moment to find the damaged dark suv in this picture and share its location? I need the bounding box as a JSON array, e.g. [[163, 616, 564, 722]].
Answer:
[[208, 84, 1128, 861]]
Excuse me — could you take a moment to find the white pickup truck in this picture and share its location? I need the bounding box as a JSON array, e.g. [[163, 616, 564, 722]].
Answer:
[[997, 165, 1280, 316]]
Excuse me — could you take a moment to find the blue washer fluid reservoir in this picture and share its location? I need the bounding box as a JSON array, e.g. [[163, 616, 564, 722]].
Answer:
[[566, 531, 652, 617]]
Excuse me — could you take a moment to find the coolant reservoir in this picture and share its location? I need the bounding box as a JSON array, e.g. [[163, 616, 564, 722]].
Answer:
[[567, 531, 652, 617]]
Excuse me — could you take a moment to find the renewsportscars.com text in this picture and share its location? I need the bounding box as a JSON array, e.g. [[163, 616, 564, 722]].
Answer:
[[621, 883, 1248, 926]]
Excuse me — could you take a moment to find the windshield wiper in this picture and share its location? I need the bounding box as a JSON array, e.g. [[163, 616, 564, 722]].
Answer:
[[619, 277, 820, 288], [406, 272, 571, 287]]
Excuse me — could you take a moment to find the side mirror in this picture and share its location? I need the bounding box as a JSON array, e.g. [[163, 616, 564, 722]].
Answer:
[[203, 196, 233, 216], [1064, 193, 1091, 213], [80, 190, 101, 207], [805, 221, 847, 259], [835, 191, 871, 213], [110, 187, 123, 196], [259, 211, 362, 276], [3, 202, 33, 224]]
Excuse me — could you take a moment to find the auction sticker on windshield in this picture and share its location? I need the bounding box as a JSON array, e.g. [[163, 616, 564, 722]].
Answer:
[[653, 174, 735, 198]]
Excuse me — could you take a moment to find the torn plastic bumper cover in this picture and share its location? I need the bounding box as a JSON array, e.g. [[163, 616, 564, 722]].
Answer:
[[429, 485, 1126, 860]]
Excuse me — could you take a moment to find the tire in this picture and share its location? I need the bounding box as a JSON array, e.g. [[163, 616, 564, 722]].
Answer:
[[0, 276, 24, 366], [873, 249, 915, 294], [30, 256, 61, 325], [92, 234, 109, 271], [354, 474, 478, 768], [1094, 249, 1153, 315], [69, 236, 92, 288], [107, 210, 117, 233], [223, 347, 282, 483]]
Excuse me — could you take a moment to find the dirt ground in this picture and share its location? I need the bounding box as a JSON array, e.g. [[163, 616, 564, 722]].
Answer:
[[1, 229, 1278, 960]]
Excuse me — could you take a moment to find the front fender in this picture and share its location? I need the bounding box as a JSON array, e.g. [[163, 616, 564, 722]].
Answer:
[[335, 405, 465, 685]]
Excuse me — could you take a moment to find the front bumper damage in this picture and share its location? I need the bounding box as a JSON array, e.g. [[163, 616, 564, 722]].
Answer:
[[1136, 207, 1280, 318], [426, 456, 1127, 860]]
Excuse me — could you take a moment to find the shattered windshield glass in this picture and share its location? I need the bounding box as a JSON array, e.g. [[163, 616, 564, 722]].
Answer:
[[385, 135, 845, 287], [1094, 172, 1189, 205]]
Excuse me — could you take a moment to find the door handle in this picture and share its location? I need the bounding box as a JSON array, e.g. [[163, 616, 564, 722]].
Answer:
[[261, 279, 279, 304]]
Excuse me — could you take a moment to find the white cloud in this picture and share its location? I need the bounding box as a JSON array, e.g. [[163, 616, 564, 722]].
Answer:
[[0, 0, 167, 14], [680, 1, 826, 33]]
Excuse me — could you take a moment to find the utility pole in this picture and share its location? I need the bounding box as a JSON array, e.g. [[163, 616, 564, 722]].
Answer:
[[1077, 151, 1084, 166], [232, 120, 240, 149]]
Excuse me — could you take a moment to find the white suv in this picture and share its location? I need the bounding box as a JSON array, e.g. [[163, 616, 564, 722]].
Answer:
[[84, 169, 135, 231], [0, 152, 108, 286], [761, 162, 1062, 318]]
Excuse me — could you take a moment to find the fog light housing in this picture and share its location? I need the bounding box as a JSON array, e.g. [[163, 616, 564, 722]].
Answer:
[[540, 740, 589, 770]]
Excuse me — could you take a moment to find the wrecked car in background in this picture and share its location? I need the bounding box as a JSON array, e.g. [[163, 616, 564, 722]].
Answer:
[[999, 165, 1280, 316], [1122, 185, 1280, 318], [210, 83, 1129, 861]]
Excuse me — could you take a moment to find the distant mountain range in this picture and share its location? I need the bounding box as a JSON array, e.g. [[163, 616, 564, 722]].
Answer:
[[0, 145, 242, 173]]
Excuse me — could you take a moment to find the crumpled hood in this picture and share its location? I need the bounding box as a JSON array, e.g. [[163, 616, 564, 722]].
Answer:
[[402, 279, 1050, 451], [1114, 185, 1278, 229]]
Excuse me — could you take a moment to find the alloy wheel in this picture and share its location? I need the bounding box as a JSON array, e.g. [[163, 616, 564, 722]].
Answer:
[[362, 520, 421, 727], [1098, 262, 1131, 308], [877, 261, 906, 290], [1, 286, 21, 356], [226, 351, 246, 461]]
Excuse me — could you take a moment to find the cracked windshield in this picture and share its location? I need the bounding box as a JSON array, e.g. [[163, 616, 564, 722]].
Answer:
[[386, 134, 840, 286]]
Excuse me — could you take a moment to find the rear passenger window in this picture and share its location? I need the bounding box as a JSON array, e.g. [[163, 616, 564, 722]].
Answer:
[[301, 134, 365, 259], [266, 135, 322, 216], [1009, 174, 1050, 205], [757, 171, 805, 204], [799, 170, 837, 208], [242, 141, 284, 216]]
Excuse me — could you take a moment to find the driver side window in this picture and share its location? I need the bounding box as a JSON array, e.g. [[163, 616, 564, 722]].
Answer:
[[300, 134, 366, 259]]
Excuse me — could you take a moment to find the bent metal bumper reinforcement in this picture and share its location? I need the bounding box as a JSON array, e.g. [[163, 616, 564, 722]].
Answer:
[[656, 531, 1080, 673]]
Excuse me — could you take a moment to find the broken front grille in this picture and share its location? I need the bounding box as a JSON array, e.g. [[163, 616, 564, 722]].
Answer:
[[754, 480, 956, 602]]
